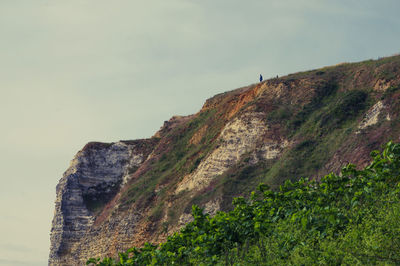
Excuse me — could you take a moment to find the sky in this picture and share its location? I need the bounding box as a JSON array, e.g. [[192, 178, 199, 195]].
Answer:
[[0, 0, 399, 265]]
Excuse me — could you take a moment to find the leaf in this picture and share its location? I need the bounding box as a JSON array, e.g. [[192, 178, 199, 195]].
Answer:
[[301, 216, 308, 230]]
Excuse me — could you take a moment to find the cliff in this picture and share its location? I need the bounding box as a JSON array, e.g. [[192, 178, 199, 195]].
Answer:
[[49, 55, 400, 265]]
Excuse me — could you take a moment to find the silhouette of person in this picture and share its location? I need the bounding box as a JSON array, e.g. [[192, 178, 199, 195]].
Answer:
[[259, 74, 263, 82]]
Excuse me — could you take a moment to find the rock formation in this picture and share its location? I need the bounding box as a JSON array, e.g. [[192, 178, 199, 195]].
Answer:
[[49, 140, 157, 265], [49, 55, 400, 265]]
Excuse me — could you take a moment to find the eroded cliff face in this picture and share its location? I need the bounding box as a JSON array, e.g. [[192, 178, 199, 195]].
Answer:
[[50, 55, 400, 265], [176, 112, 267, 193], [49, 140, 157, 265]]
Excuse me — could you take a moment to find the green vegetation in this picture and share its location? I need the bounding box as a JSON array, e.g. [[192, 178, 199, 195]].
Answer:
[[382, 84, 400, 99], [184, 158, 274, 213], [87, 141, 400, 265], [319, 90, 367, 128], [117, 108, 229, 230], [267, 105, 294, 122], [287, 80, 338, 131], [263, 86, 370, 189], [287, 86, 368, 136], [120, 110, 218, 207]]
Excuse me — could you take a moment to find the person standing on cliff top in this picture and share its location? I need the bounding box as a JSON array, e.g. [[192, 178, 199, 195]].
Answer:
[[259, 74, 263, 82]]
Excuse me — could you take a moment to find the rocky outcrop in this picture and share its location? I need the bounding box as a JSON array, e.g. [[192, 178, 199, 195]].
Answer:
[[176, 112, 267, 193], [49, 140, 156, 265], [357, 101, 391, 132]]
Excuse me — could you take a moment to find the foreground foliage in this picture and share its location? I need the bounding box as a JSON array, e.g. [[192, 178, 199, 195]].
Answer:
[[88, 141, 400, 265]]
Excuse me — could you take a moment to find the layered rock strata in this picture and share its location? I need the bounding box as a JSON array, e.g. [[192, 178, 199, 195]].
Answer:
[[49, 140, 156, 265]]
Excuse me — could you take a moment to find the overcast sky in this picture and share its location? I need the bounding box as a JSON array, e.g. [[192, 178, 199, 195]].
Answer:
[[1, 0, 399, 265]]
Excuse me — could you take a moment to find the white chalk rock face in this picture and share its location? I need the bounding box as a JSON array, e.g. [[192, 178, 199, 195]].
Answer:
[[260, 140, 289, 160], [49, 141, 146, 266], [176, 113, 267, 193], [357, 101, 390, 133]]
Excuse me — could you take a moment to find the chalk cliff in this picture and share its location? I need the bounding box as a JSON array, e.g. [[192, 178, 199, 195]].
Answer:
[[50, 55, 400, 265]]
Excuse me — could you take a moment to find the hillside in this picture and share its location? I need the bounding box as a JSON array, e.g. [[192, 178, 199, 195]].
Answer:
[[88, 141, 400, 265], [49, 55, 400, 265]]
